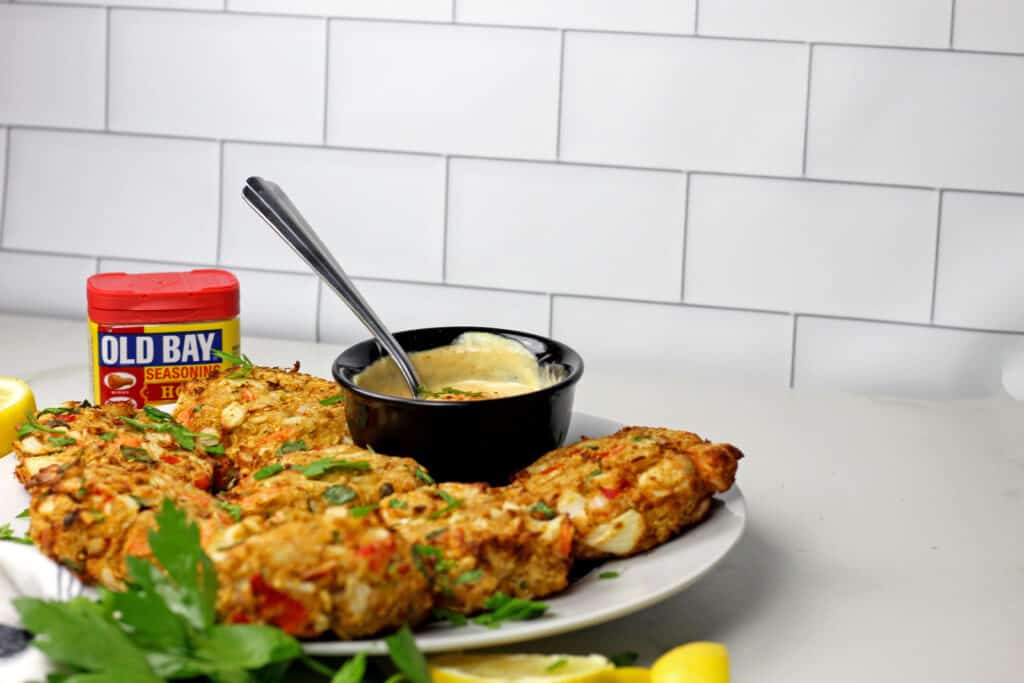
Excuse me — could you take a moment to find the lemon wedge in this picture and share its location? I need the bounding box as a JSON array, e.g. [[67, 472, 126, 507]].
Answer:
[[608, 667, 652, 683], [0, 377, 36, 456], [651, 643, 728, 683], [431, 654, 614, 683]]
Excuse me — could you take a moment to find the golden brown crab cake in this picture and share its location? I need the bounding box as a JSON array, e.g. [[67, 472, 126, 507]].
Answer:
[[174, 365, 349, 487], [14, 401, 215, 491], [25, 461, 230, 590], [208, 510, 432, 639], [379, 482, 574, 614], [512, 426, 742, 560], [218, 445, 427, 524]]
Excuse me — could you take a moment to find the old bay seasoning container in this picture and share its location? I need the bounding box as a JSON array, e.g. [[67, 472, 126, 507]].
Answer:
[[87, 270, 240, 407]]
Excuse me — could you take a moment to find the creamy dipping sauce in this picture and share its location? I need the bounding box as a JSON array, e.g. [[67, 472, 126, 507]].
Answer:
[[355, 332, 565, 401]]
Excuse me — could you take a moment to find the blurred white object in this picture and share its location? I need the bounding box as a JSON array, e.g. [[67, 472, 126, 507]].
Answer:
[[1002, 351, 1024, 400]]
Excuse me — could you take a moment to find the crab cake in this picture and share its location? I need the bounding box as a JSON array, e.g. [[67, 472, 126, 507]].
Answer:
[[379, 483, 574, 614], [25, 461, 230, 590], [174, 365, 349, 487], [219, 445, 427, 523], [208, 511, 432, 638], [513, 426, 742, 560], [13, 401, 214, 491]]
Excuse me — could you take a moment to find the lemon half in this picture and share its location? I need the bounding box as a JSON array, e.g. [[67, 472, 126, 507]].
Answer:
[[651, 642, 728, 683], [0, 377, 36, 456], [431, 654, 614, 683]]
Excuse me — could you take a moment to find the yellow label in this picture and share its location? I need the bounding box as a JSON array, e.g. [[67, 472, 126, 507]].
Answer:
[[88, 318, 240, 407]]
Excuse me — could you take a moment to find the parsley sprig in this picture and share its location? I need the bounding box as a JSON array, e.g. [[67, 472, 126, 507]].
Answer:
[[16, 411, 68, 439], [472, 592, 549, 629], [0, 522, 33, 545], [120, 408, 221, 453], [212, 349, 254, 379], [427, 490, 464, 520]]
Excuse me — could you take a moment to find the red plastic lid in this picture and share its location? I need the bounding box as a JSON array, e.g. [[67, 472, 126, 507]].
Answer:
[[87, 270, 240, 324]]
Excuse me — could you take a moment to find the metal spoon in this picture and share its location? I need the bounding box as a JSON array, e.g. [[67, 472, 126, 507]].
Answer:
[[242, 176, 422, 396]]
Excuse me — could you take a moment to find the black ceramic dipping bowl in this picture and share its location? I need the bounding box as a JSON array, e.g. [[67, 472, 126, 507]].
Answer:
[[332, 326, 584, 484]]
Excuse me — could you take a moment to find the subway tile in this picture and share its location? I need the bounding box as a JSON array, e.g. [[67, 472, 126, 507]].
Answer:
[[3, 130, 219, 263], [30, 1, 222, 8], [327, 21, 560, 158], [0, 5, 106, 129], [699, 0, 950, 48], [684, 175, 937, 321], [954, 0, 1024, 54], [0, 251, 96, 319], [319, 280, 550, 344], [109, 10, 325, 143], [561, 32, 806, 174], [807, 46, 1024, 192], [934, 192, 1024, 332], [793, 316, 1024, 399], [228, 0, 452, 21], [100, 259, 319, 341], [552, 296, 792, 386], [221, 144, 445, 280], [0, 128, 5, 222], [456, 0, 695, 33], [446, 158, 685, 301]]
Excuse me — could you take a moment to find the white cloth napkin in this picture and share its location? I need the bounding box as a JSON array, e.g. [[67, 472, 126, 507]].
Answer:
[[0, 543, 84, 683]]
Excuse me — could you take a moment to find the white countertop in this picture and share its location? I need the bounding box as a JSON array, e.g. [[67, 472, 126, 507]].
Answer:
[[2, 314, 1022, 682]]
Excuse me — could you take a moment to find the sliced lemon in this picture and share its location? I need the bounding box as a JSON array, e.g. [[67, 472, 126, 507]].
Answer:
[[0, 377, 36, 457], [431, 654, 614, 683], [607, 667, 652, 683], [651, 643, 728, 683]]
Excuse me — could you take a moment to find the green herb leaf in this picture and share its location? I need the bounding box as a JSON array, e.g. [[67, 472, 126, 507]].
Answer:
[[349, 503, 378, 518], [142, 406, 173, 423], [17, 411, 67, 438], [598, 571, 620, 580], [323, 484, 358, 506], [472, 592, 548, 629], [529, 501, 556, 520], [215, 501, 243, 522], [40, 406, 76, 416], [414, 469, 435, 485], [610, 652, 639, 668], [276, 440, 308, 456], [16, 508, 29, 518], [99, 432, 117, 441], [295, 457, 371, 479], [546, 658, 569, 672], [190, 623, 303, 673], [0, 523, 33, 545], [253, 463, 285, 480], [388, 498, 407, 509], [584, 444, 600, 451], [319, 394, 345, 406], [49, 436, 78, 448], [331, 651, 367, 683], [455, 569, 483, 585], [424, 527, 448, 540], [585, 469, 603, 480], [385, 625, 431, 683], [120, 446, 154, 464], [432, 608, 468, 626], [203, 444, 225, 456], [146, 499, 217, 631], [631, 435, 653, 442], [428, 490, 463, 520], [213, 349, 254, 379]]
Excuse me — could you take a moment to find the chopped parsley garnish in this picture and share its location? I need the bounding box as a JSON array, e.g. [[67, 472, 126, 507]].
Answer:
[[212, 348, 254, 379], [295, 457, 371, 479], [276, 440, 308, 456], [424, 527, 448, 539], [349, 503, 378, 518], [215, 501, 242, 522], [418, 386, 484, 399], [0, 523, 33, 545], [432, 607, 468, 626], [16, 508, 29, 519], [120, 446, 154, 464], [384, 624, 431, 683], [48, 436, 77, 448], [203, 444, 225, 456], [610, 652, 639, 668], [428, 490, 463, 520], [414, 469, 435, 485], [253, 463, 285, 480], [119, 412, 218, 452], [323, 484, 357, 506], [40, 406, 76, 416], [389, 498, 407, 509], [598, 571, 620, 580], [585, 468, 603, 480], [319, 394, 345, 406], [411, 544, 443, 578], [472, 592, 548, 628], [584, 444, 600, 451], [455, 569, 483, 585], [631, 435, 652, 442], [99, 432, 117, 441], [17, 411, 67, 438], [529, 501, 557, 520], [546, 658, 569, 672]]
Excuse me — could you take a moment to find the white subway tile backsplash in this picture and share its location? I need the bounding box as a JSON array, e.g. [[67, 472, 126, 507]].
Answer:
[[698, 0, 950, 48], [0, 251, 96, 319], [446, 159, 685, 301], [934, 192, 1024, 332], [954, 0, 1024, 54], [109, 10, 325, 143], [0, 5, 106, 129], [807, 46, 1024, 192], [100, 259, 319, 341], [684, 175, 937, 321], [560, 32, 807, 174], [319, 280, 550, 344], [327, 21, 560, 158], [221, 144, 445, 280], [228, 0, 452, 21], [552, 296, 792, 386], [0, 128, 6, 223], [456, 0, 695, 34], [30, 1, 222, 8], [3, 130, 219, 263], [793, 316, 1024, 399]]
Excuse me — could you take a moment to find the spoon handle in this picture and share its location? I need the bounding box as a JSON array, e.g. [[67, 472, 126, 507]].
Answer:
[[242, 176, 422, 396]]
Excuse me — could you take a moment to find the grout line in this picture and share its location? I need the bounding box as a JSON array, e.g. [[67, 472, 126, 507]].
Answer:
[[788, 314, 798, 388], [800, 44, 814, 176], [554, 30, 566, 160], [547, 294, 555, 337], [314, 279, 323, 343], [321, 19, 331, 145], [103, 8, 111, 131], [679, 173, 691, 301], [441, 156, 451, 282], [948, 0, 957, 49], [693, 0, 700, 34], [215, 140, 225, 264], [94, 256, 101, 275], [929, 190, 944, 323], [0, 127, 11, 246], [450, 0, 456, 22]]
